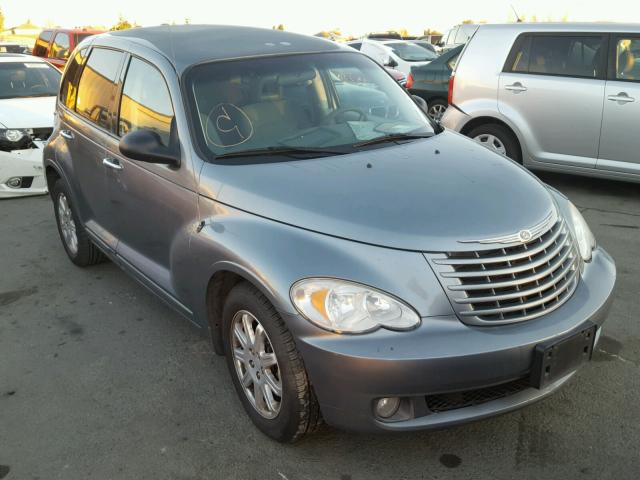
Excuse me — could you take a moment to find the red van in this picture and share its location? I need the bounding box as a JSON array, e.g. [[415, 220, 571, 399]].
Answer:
[[32, 28, 105, 69]]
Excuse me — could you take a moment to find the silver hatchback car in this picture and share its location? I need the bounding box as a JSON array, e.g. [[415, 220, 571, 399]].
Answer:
[[44, 25, 615, 442], [442, 23, 640, 183]]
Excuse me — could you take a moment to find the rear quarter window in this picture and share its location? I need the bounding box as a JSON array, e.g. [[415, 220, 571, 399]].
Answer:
[[60, 48, 89, 109]]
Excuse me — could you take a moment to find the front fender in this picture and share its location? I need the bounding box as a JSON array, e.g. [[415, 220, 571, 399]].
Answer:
[[186, 195, 454, 347]]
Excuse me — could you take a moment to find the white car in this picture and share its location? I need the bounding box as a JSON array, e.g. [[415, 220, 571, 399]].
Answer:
[[360, 39, 437, 75], [0, 54, 60, 198]]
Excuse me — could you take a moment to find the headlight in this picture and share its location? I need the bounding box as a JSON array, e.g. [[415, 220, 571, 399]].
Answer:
[[1, 129, 26, 142], [290, 278, 421, 334], [568, 201, 596, 262]]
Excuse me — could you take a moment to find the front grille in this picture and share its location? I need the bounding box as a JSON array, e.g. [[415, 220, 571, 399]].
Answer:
[[428, 213, 580, 325], [30, 128, 53, 142], [426, 377, 530, 413]]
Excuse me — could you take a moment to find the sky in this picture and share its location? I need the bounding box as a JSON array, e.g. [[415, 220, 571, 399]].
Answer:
[[3, 0, 640, 36]]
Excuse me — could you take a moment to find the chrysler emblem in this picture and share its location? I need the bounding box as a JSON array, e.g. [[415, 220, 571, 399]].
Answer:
[[519, 230, 532, 242]]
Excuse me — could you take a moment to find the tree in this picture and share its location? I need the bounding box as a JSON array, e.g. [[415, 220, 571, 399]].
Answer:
[[0, 6, 5, 32], [272, 24, 285, 30], [111, 15, 134, 31]]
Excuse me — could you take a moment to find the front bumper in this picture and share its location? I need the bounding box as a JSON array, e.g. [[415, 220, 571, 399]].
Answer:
[[286, 247, 615, 432], [0, 144, 47, 198]]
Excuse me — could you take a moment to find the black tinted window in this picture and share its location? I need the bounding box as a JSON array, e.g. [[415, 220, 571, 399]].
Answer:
[[75, 48, 124, 130], [507, 35, 604, 78], [60, 48, 88, 109], [0, 62, 61, 99], [118, 58, 175, 146], [51, 32, 70, 60]]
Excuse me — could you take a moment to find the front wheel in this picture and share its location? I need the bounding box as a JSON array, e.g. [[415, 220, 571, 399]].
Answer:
[[468, 124, 522, 163], [222, 282, 321, 442]]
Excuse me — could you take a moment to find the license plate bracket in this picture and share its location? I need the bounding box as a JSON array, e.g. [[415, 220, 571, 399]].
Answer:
[[530, 323, 597, 389]]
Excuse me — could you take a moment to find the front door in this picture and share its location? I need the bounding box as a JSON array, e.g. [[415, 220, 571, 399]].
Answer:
[[499, 33, 607, 168], [598, 35, 640, 176], [103, 54, 198, 304]]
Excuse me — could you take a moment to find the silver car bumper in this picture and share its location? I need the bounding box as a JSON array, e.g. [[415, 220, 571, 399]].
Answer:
[[285, 247, 616, 432], [440, 104, 470, 132]]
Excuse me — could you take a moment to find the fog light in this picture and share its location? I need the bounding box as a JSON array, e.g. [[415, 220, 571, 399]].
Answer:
[[375, 397, 401, 419], [7, 177, 22, 188]]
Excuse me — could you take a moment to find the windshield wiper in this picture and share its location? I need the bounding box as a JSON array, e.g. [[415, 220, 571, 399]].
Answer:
[[215, 145, 350, 160], [353, 133, 433, 148]]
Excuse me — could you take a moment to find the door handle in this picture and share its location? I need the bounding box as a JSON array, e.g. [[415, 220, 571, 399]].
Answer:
[[102, 157, 123, 171], [60, 129, 74, 139], [505, 82, 527, 92], [607, 92, 635, 104]]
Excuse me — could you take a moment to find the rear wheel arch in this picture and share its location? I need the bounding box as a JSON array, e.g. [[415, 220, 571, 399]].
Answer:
[[45, 165, 61, 195], [460, 116, 523, 163]]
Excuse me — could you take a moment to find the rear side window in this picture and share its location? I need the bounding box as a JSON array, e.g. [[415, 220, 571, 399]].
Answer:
[[118, 57, 175, 146], [505, 34, 605, 79], [60, 48, 89, 109], [51, 32, 70, 60], [75, 48, 124, 130], [613, 37, 640, 82]]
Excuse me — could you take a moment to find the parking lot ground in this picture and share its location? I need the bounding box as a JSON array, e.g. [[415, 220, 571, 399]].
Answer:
[[1, 172, 639, 480]]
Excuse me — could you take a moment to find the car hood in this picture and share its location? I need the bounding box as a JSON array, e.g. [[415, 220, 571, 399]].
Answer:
[[0, 96, 56, 129], [199, 131, 556, 252]]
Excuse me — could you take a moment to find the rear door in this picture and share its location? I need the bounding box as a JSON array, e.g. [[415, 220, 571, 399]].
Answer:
[[499, 33, 607, 168], [597, 34, 640, 175], [61, 47, 126, 250]]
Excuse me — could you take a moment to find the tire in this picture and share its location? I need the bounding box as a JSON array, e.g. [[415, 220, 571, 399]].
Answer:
[[222, 282, 321, 443], [468, 123, 522, 163], [52, 179, 104, 267], [427, 98, 448, 122]]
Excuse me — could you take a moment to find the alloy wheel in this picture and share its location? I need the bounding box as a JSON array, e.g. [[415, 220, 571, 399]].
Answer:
[[57, 193, 78, 255], [231, 310, 282, 419], [428, 103, 447, 122], [473, 133, 507, 155]]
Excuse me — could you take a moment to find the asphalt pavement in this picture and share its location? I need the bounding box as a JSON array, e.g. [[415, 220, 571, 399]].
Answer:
[[1, 171, 638, 480]]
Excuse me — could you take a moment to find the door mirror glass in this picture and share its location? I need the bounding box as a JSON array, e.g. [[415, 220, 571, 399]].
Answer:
[[119, 128, 180, 166], [412, 95, 428, 113]]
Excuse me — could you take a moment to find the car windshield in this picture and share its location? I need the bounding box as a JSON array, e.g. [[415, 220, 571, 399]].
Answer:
[[387, 42, 437, 62], [0, 62, 61, 99], [186, 52, 435, 160]]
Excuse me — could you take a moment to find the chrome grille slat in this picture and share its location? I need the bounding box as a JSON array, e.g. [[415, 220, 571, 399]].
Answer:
[[448, 245, 574, 291], [459, 273, 576, 315], [441, 238, 568, 278], [426, 216, 581, 326], [455, 258, 575, 304], [434, 221, 563, 265]]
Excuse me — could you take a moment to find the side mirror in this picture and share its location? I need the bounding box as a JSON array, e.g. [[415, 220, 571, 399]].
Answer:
[[384, 57, 398, 68], [412, 95, 429, 114], [119, 129, 180, 166]]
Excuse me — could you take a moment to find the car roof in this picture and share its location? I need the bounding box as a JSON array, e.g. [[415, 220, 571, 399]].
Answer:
[[99, 24, 345, 73], [0, 54, 49, 63], [477, 22, 640, 34]]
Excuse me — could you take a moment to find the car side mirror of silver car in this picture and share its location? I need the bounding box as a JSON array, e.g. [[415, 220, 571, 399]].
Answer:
[[412, 95, 429, 114], [119, 129, 180, 167]]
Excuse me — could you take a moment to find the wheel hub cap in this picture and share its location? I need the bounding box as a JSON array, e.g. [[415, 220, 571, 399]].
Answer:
[[473, 133, 507, 156], [57, 193, 78, 255], [231, 310, 282, 419]]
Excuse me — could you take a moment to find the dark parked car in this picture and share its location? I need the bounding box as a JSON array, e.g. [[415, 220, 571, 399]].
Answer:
[[44, 25, 615, 443], [407, 44, 464, 121]]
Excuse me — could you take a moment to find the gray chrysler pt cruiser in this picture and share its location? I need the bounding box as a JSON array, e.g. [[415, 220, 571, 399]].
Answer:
[[44, 25, 616, 442]]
